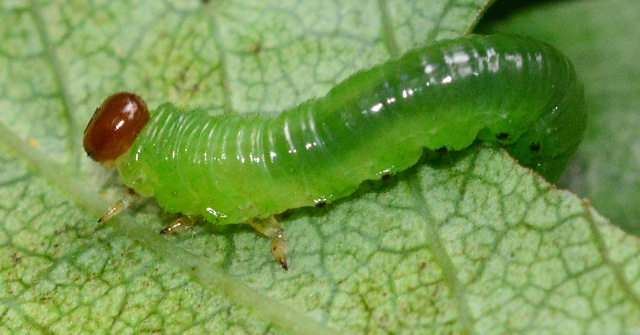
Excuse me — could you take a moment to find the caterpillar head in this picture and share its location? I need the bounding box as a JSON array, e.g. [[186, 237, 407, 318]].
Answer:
[[83, 92, 150, 169]]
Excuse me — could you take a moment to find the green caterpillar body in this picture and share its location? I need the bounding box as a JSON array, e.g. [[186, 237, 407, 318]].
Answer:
[[115, 35, 586, 225]]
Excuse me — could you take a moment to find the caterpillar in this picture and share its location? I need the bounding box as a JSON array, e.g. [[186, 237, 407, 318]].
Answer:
[[83, 34, 587, 269]]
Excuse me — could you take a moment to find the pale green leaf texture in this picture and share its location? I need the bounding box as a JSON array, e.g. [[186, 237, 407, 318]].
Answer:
[[1, 0, 639, 334]]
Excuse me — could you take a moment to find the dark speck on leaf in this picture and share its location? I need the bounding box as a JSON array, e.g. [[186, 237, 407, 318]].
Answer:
[[251, 43, 263, 54]]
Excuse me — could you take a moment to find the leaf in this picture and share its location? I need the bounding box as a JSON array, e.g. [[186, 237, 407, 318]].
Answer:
[[1, 0, 639, 334]]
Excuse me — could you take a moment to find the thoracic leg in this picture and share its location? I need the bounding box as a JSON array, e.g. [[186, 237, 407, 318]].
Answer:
[[160, 216, 196, 234], [100, 190, 289, 269], [98, 188, 139, 222], [249, 216, 289, 270]]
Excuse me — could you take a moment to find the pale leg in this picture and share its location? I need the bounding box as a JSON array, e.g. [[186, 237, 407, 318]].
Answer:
[[98, 188, 139, 222], [249, 216, 289, 270], [160, 216, 196, 234]]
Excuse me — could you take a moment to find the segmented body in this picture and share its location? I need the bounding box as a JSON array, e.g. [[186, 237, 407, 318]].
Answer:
[[115, 35, 586, 225]]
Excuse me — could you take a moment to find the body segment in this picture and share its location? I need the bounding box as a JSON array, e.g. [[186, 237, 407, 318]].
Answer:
[[113, 35, 586, 225]]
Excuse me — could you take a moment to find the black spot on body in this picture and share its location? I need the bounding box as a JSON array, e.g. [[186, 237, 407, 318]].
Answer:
[[315, 201, 327, 209], [529, 142, 541, 152], [496, 133, 509, 141]]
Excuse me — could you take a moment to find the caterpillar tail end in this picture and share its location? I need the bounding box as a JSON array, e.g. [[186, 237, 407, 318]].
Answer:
[[249, 216, 290, 270], [98, 188, 139, 223]]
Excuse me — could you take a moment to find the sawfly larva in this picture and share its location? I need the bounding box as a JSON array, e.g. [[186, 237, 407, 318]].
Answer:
[[84, 34, 587, 269]]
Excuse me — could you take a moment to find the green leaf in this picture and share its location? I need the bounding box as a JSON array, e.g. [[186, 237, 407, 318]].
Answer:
[[1, 0, 639, 334]]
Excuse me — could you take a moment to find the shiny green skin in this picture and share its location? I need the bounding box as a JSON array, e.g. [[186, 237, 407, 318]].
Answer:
[[115, 35, 586, 225]]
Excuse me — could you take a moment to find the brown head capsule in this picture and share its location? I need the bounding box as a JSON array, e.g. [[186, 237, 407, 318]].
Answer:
[[83, 92, 150, 168]]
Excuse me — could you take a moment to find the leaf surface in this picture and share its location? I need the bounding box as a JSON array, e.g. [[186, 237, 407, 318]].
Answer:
[[1, 0, 639, 334]]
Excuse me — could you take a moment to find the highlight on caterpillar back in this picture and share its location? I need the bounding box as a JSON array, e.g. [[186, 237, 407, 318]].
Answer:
[[83, 34, 586, 270]]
